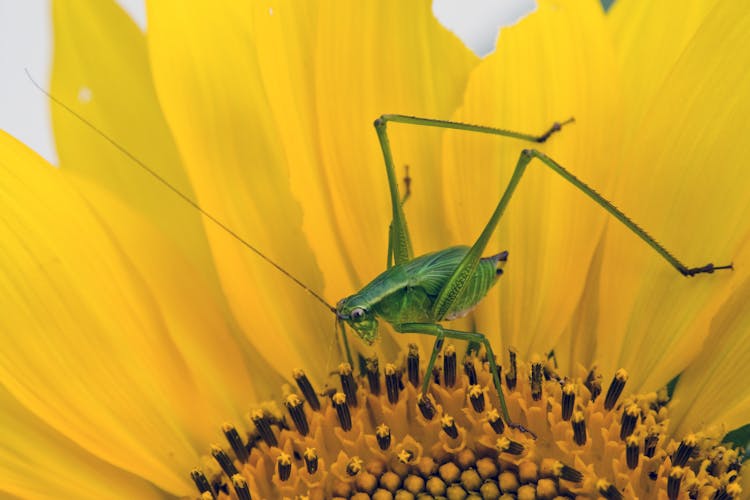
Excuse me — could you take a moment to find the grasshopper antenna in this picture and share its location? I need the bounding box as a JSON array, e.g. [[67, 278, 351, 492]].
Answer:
[[25, 68, 337, 314]]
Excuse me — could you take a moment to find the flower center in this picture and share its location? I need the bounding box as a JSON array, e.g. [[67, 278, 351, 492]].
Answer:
[[191, 346, 744, 499]]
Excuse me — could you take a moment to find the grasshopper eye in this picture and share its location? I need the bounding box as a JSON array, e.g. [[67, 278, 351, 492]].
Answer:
[[350, 307, 366, 321]]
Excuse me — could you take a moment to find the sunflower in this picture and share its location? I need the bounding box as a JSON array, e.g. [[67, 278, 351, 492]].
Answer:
[[0, 0, 748, 498]]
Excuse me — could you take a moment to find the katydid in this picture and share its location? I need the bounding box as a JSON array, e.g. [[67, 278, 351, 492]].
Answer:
[[33, 70, 732, 436], [335, 114, 732, 436]]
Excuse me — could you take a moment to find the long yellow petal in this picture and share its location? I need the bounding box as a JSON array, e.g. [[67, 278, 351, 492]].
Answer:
[[51, 0, 220, 296], [311, 0, 478, 284], [0, 132, 249, 494], [0, 386, 163, 499], [594, 0, 750, 391], [608, 0, 714, 127], [669, 235, 750, 437], [146, 0, 336, 381], [442, 0, 620, 357]]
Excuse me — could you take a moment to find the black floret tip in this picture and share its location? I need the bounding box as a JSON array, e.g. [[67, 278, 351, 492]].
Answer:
[[346, 457, 363, 476], [672, 435, 697, 467], [332, 392, 352, 431], [598, 480, 624, 500], [250, 410, 278, 447], [561, 383, 575, 421], [585, 368, 602, 401], [338, 362, 358, 407], [284, 394, 309, 436], [468, 385, 486, 413], [626, 436, 640, 470], [495, 437, 524, 455], [303, 448, 319, 474], [232, 474, 252, 500], [385, 363, 401, 404], [443, 344, 457, 387], [190, 469, 213, 496], [293, 368, 320, 411], [407, 344, 420, 387], [554, 461, 584, 483], [222, 423, 249, 462], [644, 432, 659, 458], [376, 424, 392, 450], [604, 369, 628, 411], [464, 359, 478, 385], [487, 409, 505, 434], [277, 453, 292, 481], [530, 362, 543, 401], [211, 445, 239, 477], [505, 350, 518, 390], [619, 404, 640, 440], [418, 394, 437, 420], [441, 415, 459, 439], [667, 467, 684, 500], [572, 412, 587, 446]]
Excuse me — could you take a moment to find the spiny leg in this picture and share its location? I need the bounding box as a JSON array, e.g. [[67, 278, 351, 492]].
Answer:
[[377, 114, 574, 143], [520, 149, 733, 276], [432, 148, 731, 322], [395, 322, 535, 437], [374, 115, 573, 268]]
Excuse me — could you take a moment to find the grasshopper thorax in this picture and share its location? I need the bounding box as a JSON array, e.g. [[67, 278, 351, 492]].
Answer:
[[336, 297, 379, 345]]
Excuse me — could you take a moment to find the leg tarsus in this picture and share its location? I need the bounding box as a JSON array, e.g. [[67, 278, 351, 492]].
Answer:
[[683, 262, 733, 276], [521, 148, 731, 278], [509, 422, 538, 440], [536, 116, 575, 143]]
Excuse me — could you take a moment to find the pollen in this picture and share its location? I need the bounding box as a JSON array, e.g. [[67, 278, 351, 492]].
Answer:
[[191, 346, 745, 499]]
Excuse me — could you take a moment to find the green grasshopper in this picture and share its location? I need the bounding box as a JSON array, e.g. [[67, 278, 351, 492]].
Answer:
[[334, 114, 731, 436], [35, 74, 731, 436]]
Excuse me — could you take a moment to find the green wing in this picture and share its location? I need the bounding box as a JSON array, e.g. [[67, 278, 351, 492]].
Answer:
[[403, 246, 471, 296], [404, 246, 507, 320]]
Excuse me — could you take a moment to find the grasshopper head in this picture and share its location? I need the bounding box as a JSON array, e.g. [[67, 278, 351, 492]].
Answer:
[[336, 297, 379, 345]]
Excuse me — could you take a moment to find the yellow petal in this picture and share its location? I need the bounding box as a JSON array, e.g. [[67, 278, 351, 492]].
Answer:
[[442, 0, 621, 357], [0, 386, 163, 499], [146, 0, 337, 380], [50, 0, 219, 295], [68, 172, 285, 416], [0, 132, 247, 494], [608, 0, 714, 126], [311, 0, 478, 283], [146, 1, 478, 368], [593, 0, 750, 391], [669, 235, 750, 436]]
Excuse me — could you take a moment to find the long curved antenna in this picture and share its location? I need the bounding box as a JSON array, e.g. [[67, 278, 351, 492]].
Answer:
[[26, 69, 336, 314]]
